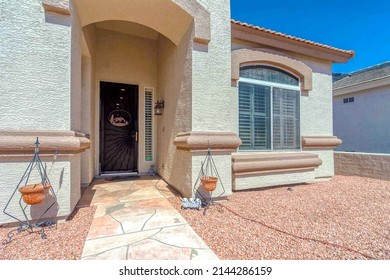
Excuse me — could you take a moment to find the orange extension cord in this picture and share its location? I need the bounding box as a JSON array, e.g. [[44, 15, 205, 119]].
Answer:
[[217, 203, 376, 260]]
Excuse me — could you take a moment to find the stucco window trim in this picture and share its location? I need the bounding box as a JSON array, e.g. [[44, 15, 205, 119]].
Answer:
[[302, 136, 342, 150], [232, 152, 322, 176], [232, 48, 313, 92]]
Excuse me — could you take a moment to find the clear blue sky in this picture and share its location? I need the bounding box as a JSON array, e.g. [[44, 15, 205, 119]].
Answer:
[[231, 0, 390, 73]]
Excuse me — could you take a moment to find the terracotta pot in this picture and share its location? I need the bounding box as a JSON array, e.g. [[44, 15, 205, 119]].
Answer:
[[200, 176, 218, 192], [19, 183, 51, 205]]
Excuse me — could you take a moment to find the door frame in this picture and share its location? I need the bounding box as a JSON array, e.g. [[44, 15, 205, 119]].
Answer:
[[97, 80, 140, 175]]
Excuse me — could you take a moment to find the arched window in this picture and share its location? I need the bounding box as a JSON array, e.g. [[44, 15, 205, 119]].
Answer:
[[239, 66, 300, 150]]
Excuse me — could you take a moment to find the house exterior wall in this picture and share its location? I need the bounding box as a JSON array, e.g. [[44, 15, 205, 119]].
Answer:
[[0, 1, 86, 224], [230, 41, 336, 189], [156, 26, 193, 195], [299, 59, 335, 179], [157, 0, 237, 197], [0, 155, 80, 224], [333, 85, 390, 153], [0, 0, 71, 130], [80, 25, 96, 185], [0, 0, 347, 224], [189, 0, 235, 195], [192, 0, 235, 133]]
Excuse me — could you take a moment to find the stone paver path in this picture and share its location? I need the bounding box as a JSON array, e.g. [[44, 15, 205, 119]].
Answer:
[[80, 176, 218, 260]]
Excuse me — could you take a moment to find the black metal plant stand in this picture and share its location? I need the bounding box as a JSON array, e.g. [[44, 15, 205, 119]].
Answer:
[[3, 138, 58, 239], [192, 145, 226, 209]]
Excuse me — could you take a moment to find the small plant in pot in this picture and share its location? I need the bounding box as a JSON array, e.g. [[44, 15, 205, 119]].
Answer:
[[19, 183, 51, 205], [200, 176, 218, 192]]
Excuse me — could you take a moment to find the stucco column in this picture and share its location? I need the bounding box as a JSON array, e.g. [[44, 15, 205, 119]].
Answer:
[[174, 131, 241, 198]]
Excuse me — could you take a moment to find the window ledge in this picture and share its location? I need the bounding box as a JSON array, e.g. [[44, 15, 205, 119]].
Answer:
[[302, 136, 342, 150], [232, 152, 322, 176]]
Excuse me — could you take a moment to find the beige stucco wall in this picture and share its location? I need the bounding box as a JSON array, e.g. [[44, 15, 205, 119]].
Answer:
[[334, 152, 390, 181], [156, 0, 237, 197], [94, 27, 158, 174], [80, 24, 97, 183], [294, 57, 335, 179], [192, 152, 233, 198], [0, 1, 84, 225], [80, 55, 95, 184], [0, 0, 72, 130], [192, 0, 235, 132], [71, 7, 82, 132], [156, 23, 193, 194]]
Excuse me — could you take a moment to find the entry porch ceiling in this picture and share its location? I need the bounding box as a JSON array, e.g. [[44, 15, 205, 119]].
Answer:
[[73, 0, 193, 45], [96, 21, 159, 41]]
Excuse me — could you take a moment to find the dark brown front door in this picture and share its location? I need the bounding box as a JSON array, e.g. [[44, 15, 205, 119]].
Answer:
[[100, 81, 138, 173]]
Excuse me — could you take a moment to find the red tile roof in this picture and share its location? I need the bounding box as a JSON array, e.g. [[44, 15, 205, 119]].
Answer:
[[231, 19, 354, 57]]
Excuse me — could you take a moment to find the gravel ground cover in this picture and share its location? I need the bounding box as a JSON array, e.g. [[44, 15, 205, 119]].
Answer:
[[169, 175, 390, 260], [0, 191, 96, 260], [2, 175, 388, 260]]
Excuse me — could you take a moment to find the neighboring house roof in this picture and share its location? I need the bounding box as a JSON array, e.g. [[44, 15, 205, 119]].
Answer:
[[332, 73, 349, 83], [333, 61, 390, 89], [231, 19, 354, 62], [333, 61, 390, 96]]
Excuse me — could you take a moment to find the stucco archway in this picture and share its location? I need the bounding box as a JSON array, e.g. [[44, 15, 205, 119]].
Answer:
[[73, 0, 210, 45], [232, 48, 313, 92]]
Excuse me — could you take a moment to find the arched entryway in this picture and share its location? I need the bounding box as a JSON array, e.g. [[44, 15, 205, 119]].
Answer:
[[72, 0, 210, 184]]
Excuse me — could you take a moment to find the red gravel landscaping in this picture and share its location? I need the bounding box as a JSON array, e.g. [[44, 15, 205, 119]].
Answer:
[[1, 175, 389, 260], [169, 175, 390, 260], [0, 203, 96, 260]]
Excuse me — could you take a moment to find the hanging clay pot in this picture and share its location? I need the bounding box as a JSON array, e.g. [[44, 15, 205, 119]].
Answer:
[[200, 176, 218, 192], [19, 183, 51, 205]]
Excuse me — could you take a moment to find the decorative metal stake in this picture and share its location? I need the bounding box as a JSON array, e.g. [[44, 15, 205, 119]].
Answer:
[[3, 137, 58, 239], [192, 142, 226, 211]]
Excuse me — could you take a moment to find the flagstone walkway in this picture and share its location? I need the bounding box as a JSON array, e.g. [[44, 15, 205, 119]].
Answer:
[[79, 176, 218, 260]]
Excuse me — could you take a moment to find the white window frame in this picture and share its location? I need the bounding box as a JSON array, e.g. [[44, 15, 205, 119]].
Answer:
[[238, 75, 301, 152], [144, 87, 154, 162]]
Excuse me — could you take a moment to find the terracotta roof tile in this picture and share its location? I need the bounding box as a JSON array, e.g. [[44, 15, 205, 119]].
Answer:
[[231, 19, 354, 57]]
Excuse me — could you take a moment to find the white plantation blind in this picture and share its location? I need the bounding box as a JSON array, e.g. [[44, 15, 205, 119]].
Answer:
[[239, 83, 271, 149], [144, 89, 153, 161], [272, 88, 300, 149], [239, 66, 300, 151]]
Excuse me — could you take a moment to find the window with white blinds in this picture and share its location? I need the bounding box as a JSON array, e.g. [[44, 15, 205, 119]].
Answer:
[[272, 87, 300, 149], [239, 66, 300, 150], [144, 89, 153, 161], [239, 83, 271, 149]]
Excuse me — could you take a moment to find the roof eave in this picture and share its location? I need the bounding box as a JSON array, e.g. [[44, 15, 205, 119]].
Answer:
[[231, 23, 354, 63], [333, 75, 390, 96]]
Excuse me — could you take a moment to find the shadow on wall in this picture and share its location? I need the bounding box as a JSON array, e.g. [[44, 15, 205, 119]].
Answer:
[[45, 11, 71, 27], [28, 167, 64, 221], [157, 22, 193, 187]]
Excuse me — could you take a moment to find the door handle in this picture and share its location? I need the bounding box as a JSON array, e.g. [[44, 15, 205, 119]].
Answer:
[[135, 132, 138, 142]]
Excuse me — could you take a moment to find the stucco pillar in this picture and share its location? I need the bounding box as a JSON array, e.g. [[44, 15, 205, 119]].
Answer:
[[0, 1, 89, 225], [174, 131, 241, 198]]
